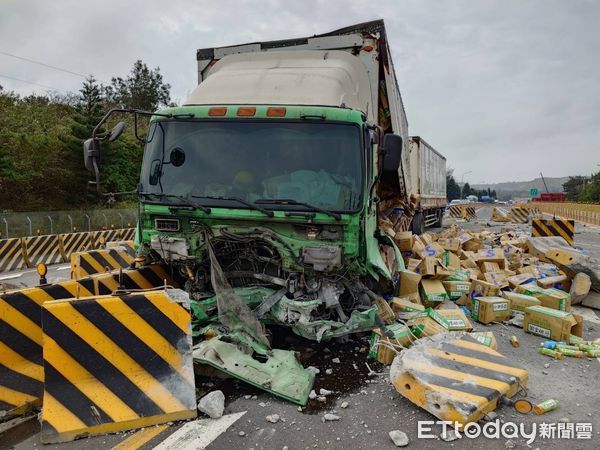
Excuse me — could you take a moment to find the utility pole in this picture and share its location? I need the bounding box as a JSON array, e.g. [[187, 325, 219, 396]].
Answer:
[[460, 171, 472, 199]]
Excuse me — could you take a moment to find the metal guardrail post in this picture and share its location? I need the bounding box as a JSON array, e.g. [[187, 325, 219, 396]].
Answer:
[[26, 216, 33, 236], [67, 214, 73, 232], [47, 216, 53, 235], [117, 213, 124, 229], [2, 217, 8, 238], [84, 214, 91, 232], [102, 213, 108, 228]]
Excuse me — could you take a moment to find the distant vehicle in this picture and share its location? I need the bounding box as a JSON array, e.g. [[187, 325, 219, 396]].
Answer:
[[533, 192, 566, 202], [466, 195, 478, 203], [449, 199, 464, 206], [480, 195, 494, 203]]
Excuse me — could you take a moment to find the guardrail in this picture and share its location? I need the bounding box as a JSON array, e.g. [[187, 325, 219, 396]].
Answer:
[[517, 202, 600, 226], [0, 228, 136, 273]]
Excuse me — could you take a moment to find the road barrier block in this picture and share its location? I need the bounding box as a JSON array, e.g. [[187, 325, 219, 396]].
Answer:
[[510, 207, 530, 224], [40, 290, 196, 443], [532, 218, 575, 246], [119, 228, 136, 241], [491, 207, 511, 222], [391, 334, 528, 426], [448, 206, 463, 219], [0, 238, 27, 273], [59, 232, 93, 262], [93, 264, 179, 295], [70, 246, 135, 280], [0, 279, 95, 418], [23, 234, 63, 267], [92, 229, 123, 249], [462, 206, 477, 221]]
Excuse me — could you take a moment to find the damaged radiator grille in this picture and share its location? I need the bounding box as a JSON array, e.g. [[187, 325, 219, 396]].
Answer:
[[155, 217, 180, 231]]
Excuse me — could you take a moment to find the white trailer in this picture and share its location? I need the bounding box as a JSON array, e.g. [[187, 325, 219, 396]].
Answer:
[[407, 136, 447, 231]]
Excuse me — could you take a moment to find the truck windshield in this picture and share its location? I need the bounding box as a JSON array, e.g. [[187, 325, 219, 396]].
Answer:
[[140, 120, 363, 212]]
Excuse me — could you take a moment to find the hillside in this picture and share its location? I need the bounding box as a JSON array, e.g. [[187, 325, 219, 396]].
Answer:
[[471, 177, 568, 200]]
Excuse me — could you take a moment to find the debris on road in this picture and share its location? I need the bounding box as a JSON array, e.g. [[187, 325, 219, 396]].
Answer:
[[322, 413, 340, 422], [198, 390, 225, 419], [533, 399, 560, 415], [389, 429, 409, 447]]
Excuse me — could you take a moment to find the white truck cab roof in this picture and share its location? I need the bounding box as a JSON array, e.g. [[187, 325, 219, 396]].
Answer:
[[185, 50, 374, 121]]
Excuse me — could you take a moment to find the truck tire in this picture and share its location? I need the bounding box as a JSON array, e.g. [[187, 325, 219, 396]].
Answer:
[[436, 209, 444, 228], [411, 211, 425, 235]]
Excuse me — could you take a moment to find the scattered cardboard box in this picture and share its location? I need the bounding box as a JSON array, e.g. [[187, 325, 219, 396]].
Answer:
[[399, 270, 422, 304], [470, 279, 501, 300], [469, 331, 498, 350], [442, 280, 472, 300], [502, 291, 541, 315], [395, 231, 414, 252], [420, 279, 448, 304], [408, 308, 449, 338], [436, 308, 473, 331], [391, 297, 425, 313], [470, 296, 510, 324], [369, 324, 414, 365], [523, 306, 582, 341]]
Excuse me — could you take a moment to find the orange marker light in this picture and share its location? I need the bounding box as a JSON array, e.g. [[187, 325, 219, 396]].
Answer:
[[267, 107, 286, 117], [237, 107, 256, 116], [208, 107, 227, 116]]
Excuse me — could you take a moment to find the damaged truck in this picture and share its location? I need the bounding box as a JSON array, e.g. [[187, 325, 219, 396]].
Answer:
[[0, 20, 447, 442]]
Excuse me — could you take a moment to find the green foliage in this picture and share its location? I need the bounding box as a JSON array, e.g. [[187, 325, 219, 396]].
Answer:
[[446, 169, 461, 201], [579, 172, 600, 202], [562, 175, 588, 201], [0, 61, 171, 211], [104, 60, 171, 111]]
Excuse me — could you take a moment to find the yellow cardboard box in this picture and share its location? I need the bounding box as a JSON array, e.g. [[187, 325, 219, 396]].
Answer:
[[369, 323, 415, 365], [523, 305, 582, 341], [470, 296, 510, 324], [437, 308, 473, 331], [419, 279, 448, 304], [502, 291, 541, 314], [469, 279, 501, 300], [469, 331, 498, 350], [391, 297, 425, 313], [399, 270, 422, 303], [395, 231, 414, 252], [442, 280, 472, 299]]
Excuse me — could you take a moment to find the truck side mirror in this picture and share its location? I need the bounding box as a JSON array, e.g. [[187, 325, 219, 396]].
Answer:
[[107, 122, 126, 142], [83, 137, 102, 189], [380, 133, 402, 176]]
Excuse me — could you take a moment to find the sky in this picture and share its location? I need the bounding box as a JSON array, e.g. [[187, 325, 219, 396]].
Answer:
[[1, 0, 599, 184]]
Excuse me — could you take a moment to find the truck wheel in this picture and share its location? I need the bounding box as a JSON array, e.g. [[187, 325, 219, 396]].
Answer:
[[436, 209, 444, 228], [411, 212, 425, 235]]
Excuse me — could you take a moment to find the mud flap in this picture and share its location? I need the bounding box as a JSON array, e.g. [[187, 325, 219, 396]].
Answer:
[[193, 338, 315, 405], [390, 333, 528, 426], [39, 289, 196, 443]]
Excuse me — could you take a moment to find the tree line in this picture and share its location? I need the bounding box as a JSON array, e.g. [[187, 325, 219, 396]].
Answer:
[[562, 173, 600, 202], [446, 169, 496, 202], [0, 61, 171, 211]]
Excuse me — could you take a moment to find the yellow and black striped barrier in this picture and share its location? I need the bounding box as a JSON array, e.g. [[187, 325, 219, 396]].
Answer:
[[391, 334, 528, 426], [490, 207, 511, 222], [532, 218, 575, 246], [510, 207, 530, 224], [70, 246, 135, 280], [60, 231, 92, 262], [0, 265, 179, 419], [40, 290, 196, 443], [462, 206, 477, 221], [92, 229, 124, 249], [120, 228, 136, 241], [0, 238, 27, 272], [93, 264, 179, 294], [22, 234, 63, 267], [0, 279, 96, 418], [448, 205, 463, 219]]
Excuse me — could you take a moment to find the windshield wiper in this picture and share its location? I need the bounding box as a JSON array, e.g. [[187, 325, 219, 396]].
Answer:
[[254, 198, 341, 220], [191, 195, 274, 217], [139, 192, 211, 213]]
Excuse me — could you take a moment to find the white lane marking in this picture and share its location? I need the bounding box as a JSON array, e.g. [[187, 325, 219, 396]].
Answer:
[[55, 265, 71, 271], [0, 273, 23, 281], [153, 411, 246, 450]]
